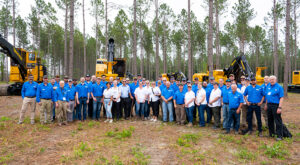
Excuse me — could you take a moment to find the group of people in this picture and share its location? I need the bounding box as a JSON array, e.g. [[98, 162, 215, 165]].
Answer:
[[19, 73, 286, 140]]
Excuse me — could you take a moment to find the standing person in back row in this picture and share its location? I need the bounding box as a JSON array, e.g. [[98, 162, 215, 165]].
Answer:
[[221, 79, 232, 130], [264, 76, 285, 141], [243, 77, 264, 136], [209, 82, 222, 129], [18, 74, 38, 124]]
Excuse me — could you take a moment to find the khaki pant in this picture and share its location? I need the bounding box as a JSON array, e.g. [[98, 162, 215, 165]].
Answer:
[[261, 103, 268, 126], [19, 97, 36, 122], [56, 101, 68, 124], [241, 104, 256, 129], [40, 99, 52, 124], [175, 104, 186, 124]]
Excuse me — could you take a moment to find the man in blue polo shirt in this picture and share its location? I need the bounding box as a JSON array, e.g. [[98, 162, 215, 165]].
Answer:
[[264, 75, 284, 140], [260, 76, 269, 127], [76, 77, 90, 121], [36, 75, 55, 124], [66, 79, 76, 122], [225, 84, 244, 134], [173, 84, 186, 125], [100, 75, 107, 88], [161, 81, 174, 122], [243, 77, 264, 136], [91, 77, 104, 120], [18, 74, 38, 124], [221, 79, 231, 130], [130, 77, 139, 117], [54, 81, 69, 126]]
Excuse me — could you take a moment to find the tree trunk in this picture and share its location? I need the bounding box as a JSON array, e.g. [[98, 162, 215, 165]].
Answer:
[[147, 52, 150, 79], [255, 43, 259, 69], [69, 0, 74, 78], [83, 0, 87, 75], [208, 0, 214, 77], [215, 0, 221, 69], [133, 0, 137, 76], [183, 41, 186, 75], [12, 0, 15, 46], [105, 0, 108, 59], [64, 1, 69, 76], [140, 16, 144, 76], [187, 0, 192, 80], [155, 0, 159, 79], [284, 0, 291, 97], [163, 17, 167, 73], [274, 0, 279, 78], [294, 0, 297, 70], [95, 3, 99, 59], [177, 46, 181, 71]]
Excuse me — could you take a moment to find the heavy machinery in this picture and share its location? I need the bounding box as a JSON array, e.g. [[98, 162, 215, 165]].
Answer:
[[95, 38, 126, 81], [288, 71, 300, 93], [162, 71, 186, 81], [0, 35, 46, 95], [193, 55, 265, 85]]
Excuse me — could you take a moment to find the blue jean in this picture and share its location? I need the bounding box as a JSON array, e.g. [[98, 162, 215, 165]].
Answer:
[[162, 101, 174, 122], [135, 102, 145, 117], [78, 97, 87, 120], [104, 99, 112, 118], [144, 101, 150, 118], [204, 105, 212, 123], [247, 105, 262, 132], [185, 106, 194, 123], [227, 108, 240, 132], [198, 105, 206, 126], [222, 104, 230, 128], [93, 97, 102, 120]]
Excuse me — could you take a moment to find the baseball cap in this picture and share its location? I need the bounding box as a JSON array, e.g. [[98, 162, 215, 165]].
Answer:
[[241, 75, 246, 79], [86, 74, 91, 77], [188, 84, 192, 87], [178, 83, 183, 86], [159, 75, 162, 78], [229, 74, 234, 77], [182, 78, 186, 81], [125, 78, 130, 81], [213, 82, 219, 85], [64, 76, 69, 79], [133, 77, 137, 80], [43, 75, 48, 79], [194, 77, 199, 81], [226, 79, 231, 82], [116, 77, 120, 80], [68, 79, 73, 82], [245, 77, 251, 81], [170, 77, 175, 80], [55, 75, 60, 78], [187, 80, 191, 83], [251, 77, 256, 81]]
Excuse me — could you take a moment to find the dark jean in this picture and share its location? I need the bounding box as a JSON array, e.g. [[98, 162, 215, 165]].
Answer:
[[227, 108, 240, 132], [204, 105, 212, 123], [267, 103, 283, 138], [78, 97, 87, 120], [247, 105, 262, 132], [144, 101, 150, 118], [136, 102, 145, 117], [185, 106, 195, 123], [93, 97, 102, 120], [222, 103, 230, 129], [198, 104, 207, 126]]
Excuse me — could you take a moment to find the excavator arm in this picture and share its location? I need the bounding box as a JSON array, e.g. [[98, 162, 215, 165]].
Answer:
[[0, 34, 27, 81], [223, 55, 255, 83]]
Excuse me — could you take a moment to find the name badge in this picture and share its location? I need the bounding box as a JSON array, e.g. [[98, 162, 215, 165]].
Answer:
[[63, 97, 66, 101], [267, 92, 271, 95]]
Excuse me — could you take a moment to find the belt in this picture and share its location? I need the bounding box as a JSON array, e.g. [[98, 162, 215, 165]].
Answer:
[[223, 103, 229, 105], [104, 98, 111, 99], [121, 97, 129, 99], [41, 98, 51, 100], [178, 104, 184, 105], [95, 96, 103, 98], [70, 99, 75, 101], [79, 97, 87, 99], [26, 96, 36, 98], [250, 103, 258, 106], [268, 103, 279, 105]]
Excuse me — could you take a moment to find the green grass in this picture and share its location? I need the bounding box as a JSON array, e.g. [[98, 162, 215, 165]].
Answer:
[[236, 148, 257, 161], [77, 123, 83, 130], [131, 146, 150, 165], [105, 126, 135, 140], [0, 153, 13, 164], [0, 116, 12, 122], [73, 142, 93, 158], [259, 141, 289, 160], [176, 133, 202, 147]]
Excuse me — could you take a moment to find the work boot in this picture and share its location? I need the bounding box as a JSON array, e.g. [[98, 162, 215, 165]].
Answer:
[[17, 121, 23, 124], [258, 132, 263, 137]]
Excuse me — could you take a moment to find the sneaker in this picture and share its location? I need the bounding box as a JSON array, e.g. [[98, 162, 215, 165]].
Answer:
[[104, 119, 109, 123], [187, 123, 193, 127], [109, 119, 113, 123], [258, 132, 263, 137], [30, 121, 35, 125], [234, 131, 239, 135], [150, 118, 154, 121], [153, 119, 157, 122], [17, 121, 23, 124]]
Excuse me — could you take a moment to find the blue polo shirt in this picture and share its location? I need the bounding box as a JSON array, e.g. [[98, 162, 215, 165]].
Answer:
[[100, 81, 107, 89], [66, 84, 76, 101], [192, 84, 199, 95], [203, 86, 212, 103], [237, 83, 242, 89], [221, 86, 232, 104], [36, 83, 54, 103], [174, 90, 186, 105], [92, 83, 104, 97], [265, 83, 284, 104], [183, 84, 188, 93], [171, 84, 179, 93], [160, 84, 166, 92], [228, 91, 244, 109], [260, 83, 269, 103], [130, 82, 139, 95], [21, 81, 38, 99], [162, 87, 174, 100], [219, 85, 225, 91], [76, 83, 89, 99], [244, 85, 264, 103], [54, 87, 69, 102]]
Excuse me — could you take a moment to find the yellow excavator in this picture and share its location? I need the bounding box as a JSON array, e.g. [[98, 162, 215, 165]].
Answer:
[[95, 38, 126, 81], [0, 34, 46, 95], [288, 71, 300, 93], [192, 55, 266, 85]]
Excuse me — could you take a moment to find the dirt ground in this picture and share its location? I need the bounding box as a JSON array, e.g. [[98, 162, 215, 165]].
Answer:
[[0, 93, 299, 165]]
